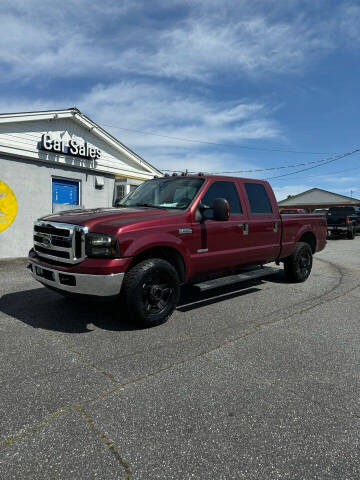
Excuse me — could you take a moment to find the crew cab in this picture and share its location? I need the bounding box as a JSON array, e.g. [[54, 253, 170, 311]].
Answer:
[[326, 206, 360, 239], [28, 175, 327, 327]]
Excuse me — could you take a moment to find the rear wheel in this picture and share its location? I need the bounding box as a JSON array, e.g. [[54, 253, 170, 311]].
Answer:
[[284, 242, 313, 283], [347, 226, 356, 239], [121, 258, 180, 327]]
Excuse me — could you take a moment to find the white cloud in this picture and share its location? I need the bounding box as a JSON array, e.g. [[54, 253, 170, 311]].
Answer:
[[0, 1, 359, 82], [0, 79, 278, 174], [271, 184, 312, 202], [78, 82, 282, 153]]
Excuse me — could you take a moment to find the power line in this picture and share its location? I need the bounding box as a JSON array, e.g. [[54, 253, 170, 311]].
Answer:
[[161, 149, 359, 175], [264, 149, 360, 180], [102, 122, 338, 155], [269, 164, 360, 182]]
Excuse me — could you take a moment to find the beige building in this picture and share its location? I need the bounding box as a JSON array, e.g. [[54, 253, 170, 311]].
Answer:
[[278, 188, 360, 212]]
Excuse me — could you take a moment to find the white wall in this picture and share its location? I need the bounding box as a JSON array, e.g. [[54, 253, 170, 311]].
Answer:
[[0, 155, 114, 258]]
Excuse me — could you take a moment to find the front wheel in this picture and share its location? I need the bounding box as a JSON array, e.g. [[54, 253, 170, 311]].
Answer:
[[284, 242, 313, 283], [121, 258, 180, 327]]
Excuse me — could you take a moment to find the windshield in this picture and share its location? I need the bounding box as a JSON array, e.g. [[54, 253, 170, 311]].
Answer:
[[118, 177, 205, 209]]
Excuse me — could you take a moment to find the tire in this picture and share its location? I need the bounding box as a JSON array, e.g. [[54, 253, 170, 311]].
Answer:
[[347, 226, 356, 240], [121, 258, 180, 327], [284, 242, 313, 283]]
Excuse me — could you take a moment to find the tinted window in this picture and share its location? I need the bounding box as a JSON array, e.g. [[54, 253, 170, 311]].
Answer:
[[202, 181, 242, 218], [244, 183, 272, 214], [329, 207, 356, 215]]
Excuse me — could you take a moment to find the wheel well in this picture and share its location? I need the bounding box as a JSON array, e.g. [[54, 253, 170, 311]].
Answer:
[[299, 232, 316, 253], [129, 246, 186, 283]]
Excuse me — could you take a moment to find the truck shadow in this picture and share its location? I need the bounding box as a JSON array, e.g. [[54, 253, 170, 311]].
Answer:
[[0, 272, 284, 333]]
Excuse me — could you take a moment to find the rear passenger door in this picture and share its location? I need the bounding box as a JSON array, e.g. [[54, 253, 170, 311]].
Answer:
[[240, 181, 281, 263]]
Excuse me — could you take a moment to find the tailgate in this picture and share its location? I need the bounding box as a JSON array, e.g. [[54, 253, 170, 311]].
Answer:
[[326, 214, 346, 226]]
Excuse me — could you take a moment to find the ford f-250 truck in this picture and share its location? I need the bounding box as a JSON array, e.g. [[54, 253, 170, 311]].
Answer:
[[28, 175, 327, 327]]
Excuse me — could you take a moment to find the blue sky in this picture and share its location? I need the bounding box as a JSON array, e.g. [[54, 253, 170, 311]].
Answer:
[[1, 0, 360, 200]]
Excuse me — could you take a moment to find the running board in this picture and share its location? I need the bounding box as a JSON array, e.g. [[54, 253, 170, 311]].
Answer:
[[194, 266, 280, 292]]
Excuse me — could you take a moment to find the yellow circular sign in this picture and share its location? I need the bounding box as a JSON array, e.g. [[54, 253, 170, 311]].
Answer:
[[0, 180, 18, 233]]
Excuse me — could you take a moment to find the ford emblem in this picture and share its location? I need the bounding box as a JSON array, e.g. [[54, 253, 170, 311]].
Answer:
[[41, 236, 51, 247]]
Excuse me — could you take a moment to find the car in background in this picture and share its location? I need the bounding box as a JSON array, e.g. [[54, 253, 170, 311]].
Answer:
[[280, 208, 307, 214], [313, 208, 329, 215], [327, 206, 360, 239]]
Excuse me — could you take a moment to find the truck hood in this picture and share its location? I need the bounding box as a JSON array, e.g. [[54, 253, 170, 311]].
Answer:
[[39, 207, 180, 234]]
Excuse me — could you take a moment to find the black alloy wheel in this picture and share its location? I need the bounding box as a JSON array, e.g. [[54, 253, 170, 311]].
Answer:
[[347, 226, 356, 239], [284, 241, 313, 283], [121, 258, 180, 327], [142, 271, 174, 315], [298, 248, 312, 278]]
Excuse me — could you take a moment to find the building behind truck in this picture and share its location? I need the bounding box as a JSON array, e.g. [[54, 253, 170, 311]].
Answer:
[[0, 108, 161, 258]]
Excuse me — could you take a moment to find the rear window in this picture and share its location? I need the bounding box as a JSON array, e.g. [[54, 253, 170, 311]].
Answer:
[[244, 183, 272, 214], [328, 207, 356, 215]]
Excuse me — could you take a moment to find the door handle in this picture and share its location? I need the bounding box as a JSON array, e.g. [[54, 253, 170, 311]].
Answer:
[[273, 222, 278, 232], [238, 223, 249, 235]]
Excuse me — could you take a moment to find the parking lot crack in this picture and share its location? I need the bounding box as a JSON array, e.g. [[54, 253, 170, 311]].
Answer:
[[41, 329, 118, 384], [3, 277, 360, 454], [74, 405, 132, 479], [0, 406, 72, 450], [2, 254, 358, 456]]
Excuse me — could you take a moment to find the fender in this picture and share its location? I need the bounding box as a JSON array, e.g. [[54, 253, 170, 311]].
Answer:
[[295, 223, 314, 244], [279, 222, 315, 259], [120, 231, 190, 273]]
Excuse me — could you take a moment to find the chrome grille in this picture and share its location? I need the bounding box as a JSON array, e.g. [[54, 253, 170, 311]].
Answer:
[[33, 221, 88, 264]]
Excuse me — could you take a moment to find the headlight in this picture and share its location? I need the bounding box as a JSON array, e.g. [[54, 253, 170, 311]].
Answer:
[[85, 233, 121, 258]]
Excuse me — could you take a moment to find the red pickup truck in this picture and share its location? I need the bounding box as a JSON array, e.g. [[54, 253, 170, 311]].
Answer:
[[28, 175, 327, 326]]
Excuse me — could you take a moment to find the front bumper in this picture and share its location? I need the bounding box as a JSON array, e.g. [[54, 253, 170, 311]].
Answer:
[[28, 260, 124, 297]]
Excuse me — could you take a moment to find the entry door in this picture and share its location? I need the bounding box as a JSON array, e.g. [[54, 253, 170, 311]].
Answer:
[[190, 180, 249, 276], [240, 181, 281, 263], [52, 178, 79, 211]]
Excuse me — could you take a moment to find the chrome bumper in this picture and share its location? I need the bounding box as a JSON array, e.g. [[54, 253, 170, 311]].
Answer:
[[28, 260, 124, 297]]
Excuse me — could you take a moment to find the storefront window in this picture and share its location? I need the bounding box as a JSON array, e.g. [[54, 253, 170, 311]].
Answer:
[[116, 184, 126, 200]]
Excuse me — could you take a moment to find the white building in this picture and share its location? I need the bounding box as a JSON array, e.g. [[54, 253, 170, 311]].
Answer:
[[0, 108, 161, 258]]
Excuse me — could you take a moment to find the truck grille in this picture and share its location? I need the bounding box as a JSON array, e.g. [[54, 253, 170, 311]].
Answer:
[[33, 221, 88, 264]]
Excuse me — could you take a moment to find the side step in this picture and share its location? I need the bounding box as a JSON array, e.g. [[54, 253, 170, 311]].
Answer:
[[194, 266, 280, 292]]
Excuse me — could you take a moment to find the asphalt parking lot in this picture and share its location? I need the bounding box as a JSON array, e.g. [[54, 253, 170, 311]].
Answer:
[[1, 237, 360, 479]]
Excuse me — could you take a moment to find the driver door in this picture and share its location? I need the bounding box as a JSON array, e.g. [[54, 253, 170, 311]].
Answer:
[[190, 180, 249, 276]]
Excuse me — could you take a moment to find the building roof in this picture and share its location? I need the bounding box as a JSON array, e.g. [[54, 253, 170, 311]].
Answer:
[[0, 107, 162, 177], [278, 187, 360, 206]]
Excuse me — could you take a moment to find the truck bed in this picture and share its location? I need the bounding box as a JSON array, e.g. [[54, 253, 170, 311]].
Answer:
[[280, 213, 327, 258]]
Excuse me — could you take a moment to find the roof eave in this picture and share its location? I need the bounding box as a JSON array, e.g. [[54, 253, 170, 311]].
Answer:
[[0, 108, 162, 176]]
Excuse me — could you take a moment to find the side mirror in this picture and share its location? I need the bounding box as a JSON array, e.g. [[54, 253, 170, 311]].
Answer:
[[213, 198, 230, 221]]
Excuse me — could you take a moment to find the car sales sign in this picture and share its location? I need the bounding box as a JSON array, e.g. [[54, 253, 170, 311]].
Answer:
[[40, 133, 101, 160]]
